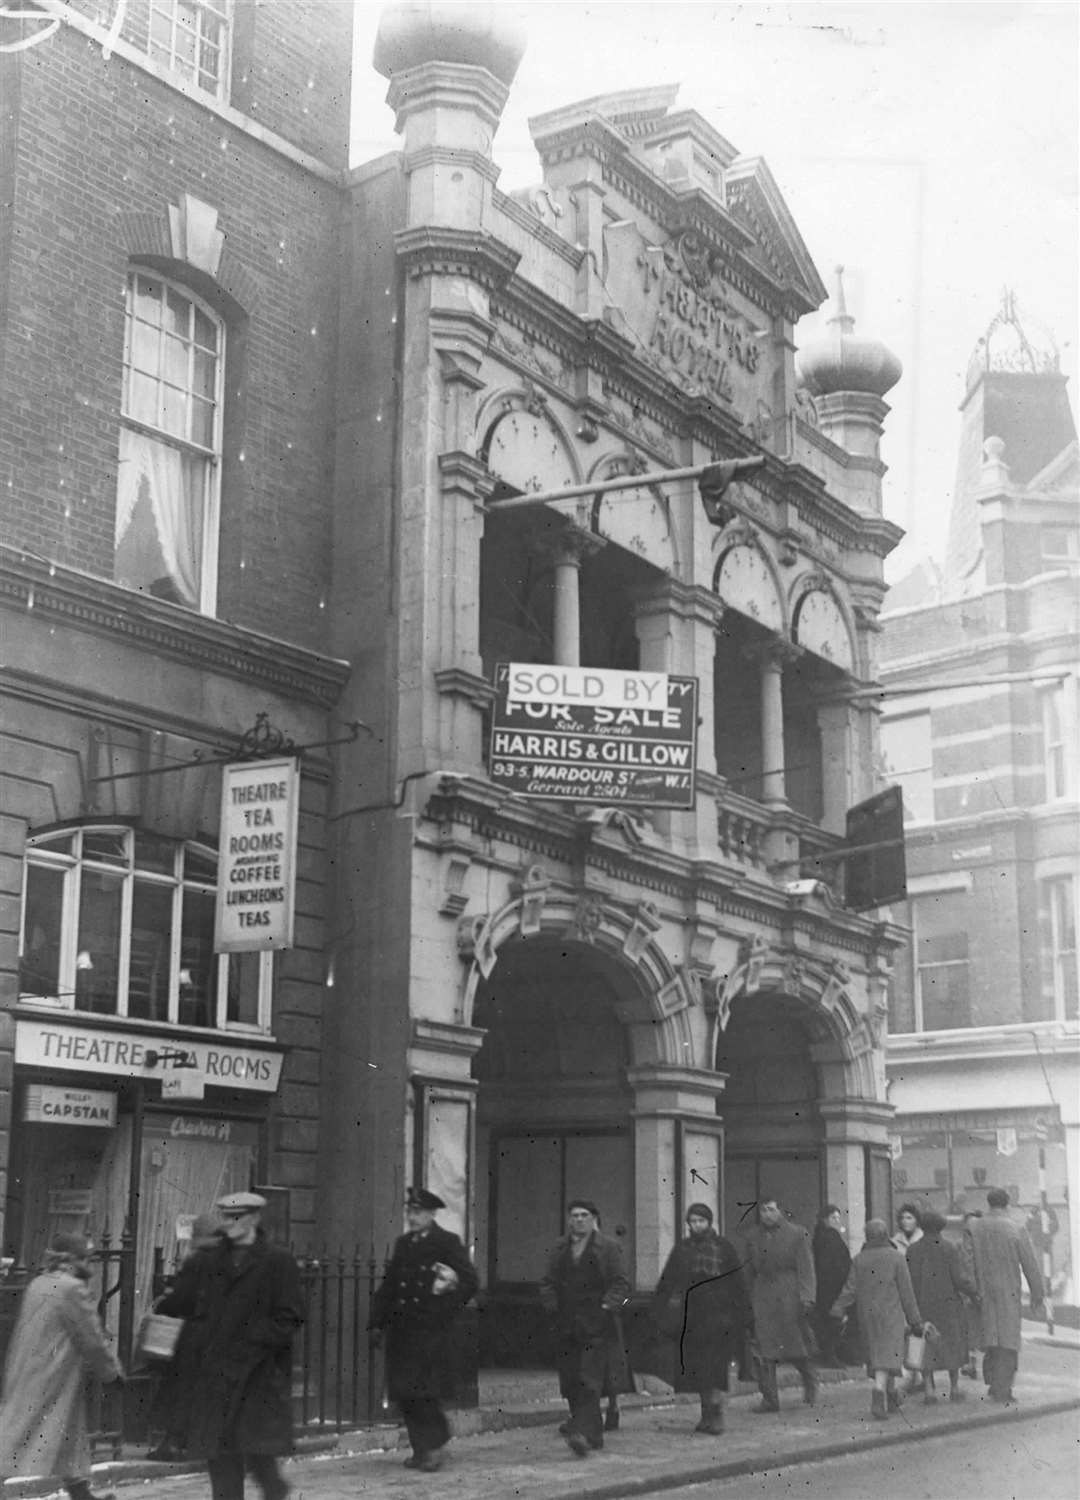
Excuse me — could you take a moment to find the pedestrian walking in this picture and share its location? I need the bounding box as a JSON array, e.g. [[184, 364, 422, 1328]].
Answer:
[[539, 1199, 630, 1458], [0, 1232, 123, 1500], [811, 1204, 851, 1367], [832, 1218, 924, 1419], [145, 1212, 226, 1461], [742, 1198, 817, 1413], [891, 1202, 924, 1252], [964, 1188, 1044, 1404], [155, 1191, 304, 1500], [904, 1210, 979, 1404], [650, 1203, 750, 1435], [369, 1187, 478, 1473]]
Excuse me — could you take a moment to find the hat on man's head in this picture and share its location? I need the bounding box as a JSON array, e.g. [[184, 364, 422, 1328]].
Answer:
[[567, 1199, 599, 1217], [685, 1203, 714, 1224], [406, 1187, 445, 1212], [216, 1191, 267, 1215]]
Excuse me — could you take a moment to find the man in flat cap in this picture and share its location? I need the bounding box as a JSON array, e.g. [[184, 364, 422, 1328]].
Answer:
[[155, 1192, 303, 1500], [370, 1188, 478, 1472], [540, 1200, 629, 1457]]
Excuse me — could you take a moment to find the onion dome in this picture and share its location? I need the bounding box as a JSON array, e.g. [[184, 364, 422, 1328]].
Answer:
[[373, 2, 526, 86], [796, 266, 902, 398]]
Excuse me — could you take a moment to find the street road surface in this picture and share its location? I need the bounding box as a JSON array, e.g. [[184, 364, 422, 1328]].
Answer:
[[659, 1408, 1080, 1500]]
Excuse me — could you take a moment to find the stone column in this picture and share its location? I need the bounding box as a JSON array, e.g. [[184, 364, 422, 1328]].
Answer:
[[760, 648, 787, 806], [817, 694, 857, 836], [817, 1098, 895, 1247], [541, 523, 604, 668], [625, 1064, 728, 1290]]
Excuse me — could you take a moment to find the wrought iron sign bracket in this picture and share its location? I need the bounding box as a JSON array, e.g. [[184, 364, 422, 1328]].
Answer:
[[92, 713, 369, 784]]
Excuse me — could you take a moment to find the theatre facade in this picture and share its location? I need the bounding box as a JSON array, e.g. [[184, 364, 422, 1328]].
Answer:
[[318, 8, 907, 1358]]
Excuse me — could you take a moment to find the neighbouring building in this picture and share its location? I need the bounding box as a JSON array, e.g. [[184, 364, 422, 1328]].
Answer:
[[320, 5, 906, 1373], [0, 0, 352, 1353], [879, 293, 1080, 1304]]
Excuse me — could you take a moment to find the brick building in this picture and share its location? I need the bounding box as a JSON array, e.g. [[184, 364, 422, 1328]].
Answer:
[[0, 0, 352, 1341], [879, 294, 1080, 1303]]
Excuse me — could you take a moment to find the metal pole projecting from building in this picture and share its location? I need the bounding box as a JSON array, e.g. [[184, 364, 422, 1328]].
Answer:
[[486, 457, 766, 514]]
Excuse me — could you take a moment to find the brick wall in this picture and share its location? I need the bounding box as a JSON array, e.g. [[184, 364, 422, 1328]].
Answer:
[[0, 20, 346, 651]]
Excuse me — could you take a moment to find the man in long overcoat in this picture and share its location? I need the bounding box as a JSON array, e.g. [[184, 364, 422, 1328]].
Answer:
[[0, 1233, 122, 1500], [964, 1188, 1044, 1403], [369, 1187, 478, 1473], [156, 1192, 303, 1500], [539, 1200, 629, 1457], [742, 1198, 817, 1412]]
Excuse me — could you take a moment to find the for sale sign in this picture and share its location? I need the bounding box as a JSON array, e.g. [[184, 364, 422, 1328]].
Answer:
[[490, 664, 698, 807]]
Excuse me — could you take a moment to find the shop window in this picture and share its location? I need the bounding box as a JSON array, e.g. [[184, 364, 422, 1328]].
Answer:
[[116, 272, 223, 613], [1039, 876, 1078, 1021], [880, 711, 933, 824], [912, 892, 972, 1030], [120, 0, 231, 98], [19, 826, 271, 1032]]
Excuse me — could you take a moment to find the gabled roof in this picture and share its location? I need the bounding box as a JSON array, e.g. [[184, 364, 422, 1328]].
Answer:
[[725, 156, 827, 311], [1025, 439, 1079, 496]]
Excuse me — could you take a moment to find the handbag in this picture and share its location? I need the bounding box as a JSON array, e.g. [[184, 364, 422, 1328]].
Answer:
[[138, 1312, 185, 1361], [903, 1330, 927, 1372]]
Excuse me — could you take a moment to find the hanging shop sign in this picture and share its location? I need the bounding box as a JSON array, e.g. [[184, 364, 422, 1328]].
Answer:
[[24, 1084, 117, 1127], [15, 1018, 283, 1093], [490, 663, 698, 808], [215, 757, 300, 953]]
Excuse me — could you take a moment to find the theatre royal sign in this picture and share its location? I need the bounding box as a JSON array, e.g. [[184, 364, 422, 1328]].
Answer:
[[603, 224, 772, 421]]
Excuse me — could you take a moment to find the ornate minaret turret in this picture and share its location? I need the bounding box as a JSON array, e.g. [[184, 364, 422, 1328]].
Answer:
[[795, 266, 902, 514]]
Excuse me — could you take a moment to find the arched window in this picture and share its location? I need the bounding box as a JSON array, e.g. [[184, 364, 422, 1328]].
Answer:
[[19, 827, 269, 1032], [116, 271, 224, 613]]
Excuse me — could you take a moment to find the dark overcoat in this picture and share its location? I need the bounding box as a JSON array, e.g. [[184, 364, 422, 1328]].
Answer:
[[743, 1219, 816, 1361], [156, 1233, 303, 1457], [370, 1223, 478, 1403], [812, 1223, 852, 1316], [0, 1269, 121, 1478], [650, 1232, 750, 1392], [906, 1232, 977, 1372], [539, 1232, 631, 1399]]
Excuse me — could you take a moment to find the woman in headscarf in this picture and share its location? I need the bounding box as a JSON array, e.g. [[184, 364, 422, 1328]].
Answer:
[[0, 1234, 123, 1500], [904, 1210, 978, 1404], [832, 1219, 923, 1420], [811, 1205, 851, 1367], [891, 1203, 924, 1253], [650, 1204, 750, 1435]]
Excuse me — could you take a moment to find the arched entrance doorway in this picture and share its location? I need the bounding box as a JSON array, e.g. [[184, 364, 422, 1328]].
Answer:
[[471, 937, 638, 1365], [717, 995, 824, 1236]]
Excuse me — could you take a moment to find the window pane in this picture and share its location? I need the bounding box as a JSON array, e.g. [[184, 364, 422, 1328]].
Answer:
[[115, 430, 206, 608], [184, 845, 217, 885], [129, 882, 174, 1021], [83, 831, 129, 867], [179, 887, 216, 1027], [193, 307, 218, 355], [75, 871, 123, 1015], [21, 864, 65, 998], [135, 833, 177, 875], [134, 275, 162, 324], [28, 832, 75, 857], [227, 952, 261, 1027]]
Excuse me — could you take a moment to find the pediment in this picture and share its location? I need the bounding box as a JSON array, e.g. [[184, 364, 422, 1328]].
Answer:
[[725, 156, 827, 316], [1026, 440, 1079, 496]]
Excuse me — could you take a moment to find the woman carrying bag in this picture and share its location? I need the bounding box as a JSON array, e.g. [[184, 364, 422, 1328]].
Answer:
[[831, 1219, 925, 1420], [650, 1205, 750, 1435]]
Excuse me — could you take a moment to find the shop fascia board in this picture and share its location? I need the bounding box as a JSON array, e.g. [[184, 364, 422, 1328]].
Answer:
[[887, 1021, 1080, 1067]]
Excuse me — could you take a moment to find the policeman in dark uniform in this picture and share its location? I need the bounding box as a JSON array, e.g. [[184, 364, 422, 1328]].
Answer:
[[369, 1188, 478, 1472]]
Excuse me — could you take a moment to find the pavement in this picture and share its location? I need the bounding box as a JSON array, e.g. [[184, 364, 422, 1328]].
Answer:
[[6, 1328, 1079, 1500]]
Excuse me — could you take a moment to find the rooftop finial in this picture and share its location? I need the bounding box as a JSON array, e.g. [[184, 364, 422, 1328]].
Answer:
[[827, 265, 855, 336]]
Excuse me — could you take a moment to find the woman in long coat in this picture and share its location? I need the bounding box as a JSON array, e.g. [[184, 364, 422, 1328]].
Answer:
[[905, 1210, 978, 1403], [0, 1234, 122, 1500], [832, 1219, 923, 1420], [651, 1204, 750, 1434]]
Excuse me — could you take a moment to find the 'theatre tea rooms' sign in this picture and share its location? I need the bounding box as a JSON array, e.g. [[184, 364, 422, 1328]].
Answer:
[[490, 664, 698, 809], [215, 757, 300, 952]]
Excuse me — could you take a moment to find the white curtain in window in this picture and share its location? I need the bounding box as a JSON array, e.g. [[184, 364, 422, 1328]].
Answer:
[[116, 428, 202, 607]]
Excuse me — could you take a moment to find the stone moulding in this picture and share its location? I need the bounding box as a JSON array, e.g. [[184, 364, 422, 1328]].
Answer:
[[394, 226, 521, 292], [0, 551, 349, 709]]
